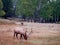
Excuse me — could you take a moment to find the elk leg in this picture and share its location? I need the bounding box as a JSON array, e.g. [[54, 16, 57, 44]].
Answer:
[[23, 34, 27, 40], [20, 34, 23, 39], [16, 33, 18, 39], [14, 32, 16, 38]]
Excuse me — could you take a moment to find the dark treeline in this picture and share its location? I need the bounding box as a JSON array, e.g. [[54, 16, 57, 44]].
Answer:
[[0, 0, 60, 23]]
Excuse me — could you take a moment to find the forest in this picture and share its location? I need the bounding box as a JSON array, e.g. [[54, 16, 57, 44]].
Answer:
[[0, 0, 60, 23]]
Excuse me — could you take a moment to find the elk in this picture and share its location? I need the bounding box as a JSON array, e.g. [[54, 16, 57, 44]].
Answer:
[[14, 27, 32, 40]]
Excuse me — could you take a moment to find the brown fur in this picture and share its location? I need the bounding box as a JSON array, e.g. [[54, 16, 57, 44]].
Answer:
[[14, 30, 28, 40], [14, 29, 32, 40]]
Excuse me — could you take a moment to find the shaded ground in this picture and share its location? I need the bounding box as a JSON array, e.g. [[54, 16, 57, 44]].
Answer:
[[0, 19, 60, 45]]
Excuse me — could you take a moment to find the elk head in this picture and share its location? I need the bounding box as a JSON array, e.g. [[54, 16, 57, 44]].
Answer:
[[24, 28, 33, 40]]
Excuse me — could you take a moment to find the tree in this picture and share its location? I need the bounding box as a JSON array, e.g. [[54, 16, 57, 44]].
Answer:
[[49, 0, 60, 23], [40, 1, 53, 22], [2, 0, 13, 18], [16, 0, 38, 21], [0, 0, 5, 17]]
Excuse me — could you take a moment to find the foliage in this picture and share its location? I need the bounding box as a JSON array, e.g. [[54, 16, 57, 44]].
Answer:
[[40, 2, 53, 19], [0, 10, 5, 16], [0, 0, 3, 9], [0, 0, 5, 16], [2, 0, 13, 17], [1, 0, 60, 22], [16, 0, 38, 18], [40, 0, 60, 22]]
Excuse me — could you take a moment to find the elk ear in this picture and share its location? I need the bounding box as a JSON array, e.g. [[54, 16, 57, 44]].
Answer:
[[25, 30, 28, 33], [31, 28, 33, 33], [25, 28, 28, 32]]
